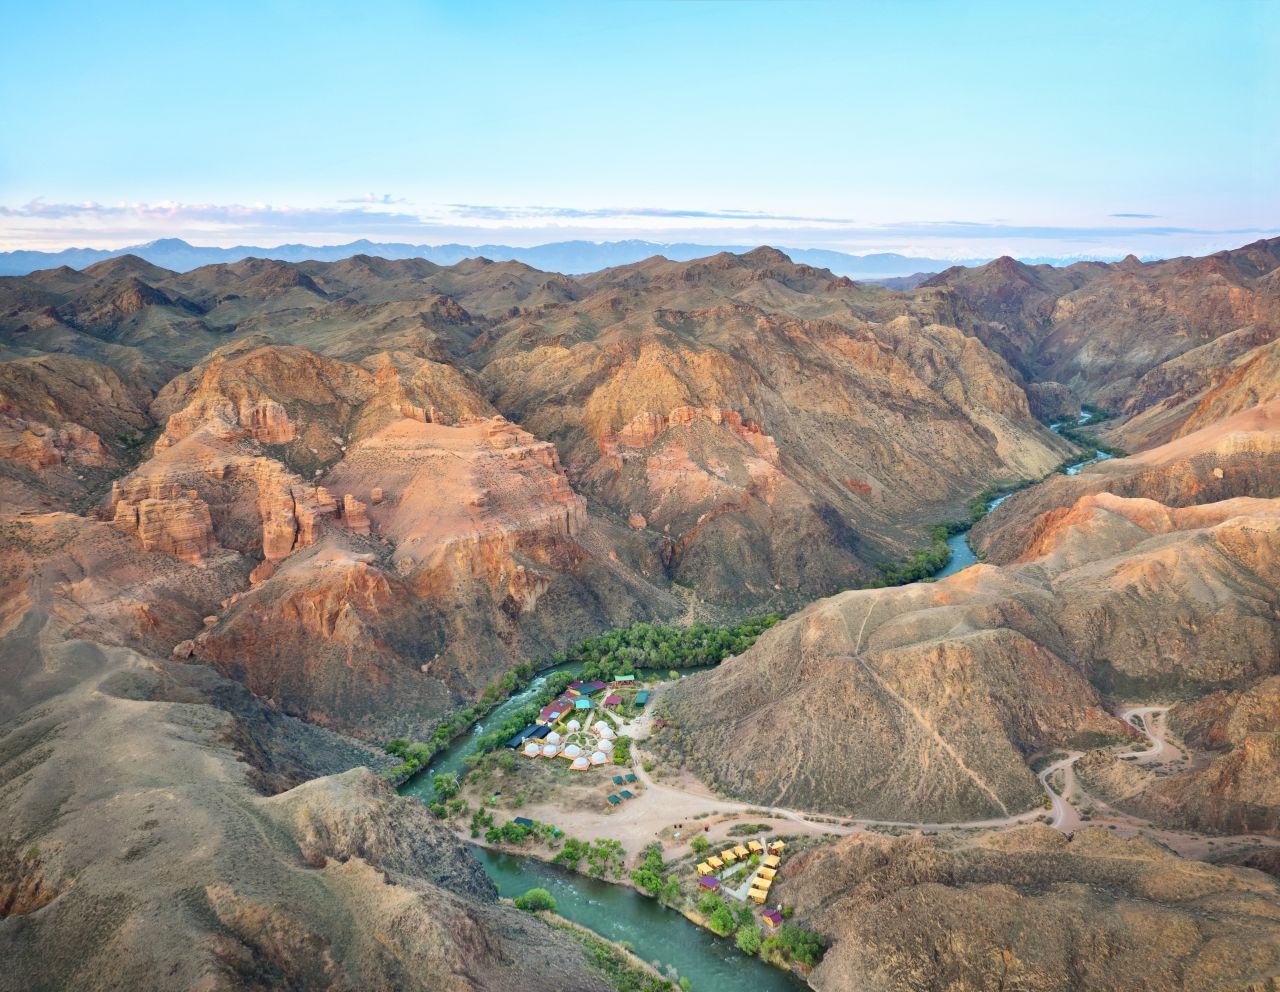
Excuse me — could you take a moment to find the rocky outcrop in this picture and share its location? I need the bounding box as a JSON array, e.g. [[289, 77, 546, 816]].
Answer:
[[109, 457, 340, 563], [0, 411, 110, 471], [779, 826, 1280, 992], [111, 488, 216, 564], [600, 405, 779, 462], [194, 414, 673, 737], [0, 352, 155, 509]]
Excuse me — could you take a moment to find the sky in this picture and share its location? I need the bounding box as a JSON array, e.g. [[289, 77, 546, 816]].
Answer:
[[1, 0, 1277, 259]]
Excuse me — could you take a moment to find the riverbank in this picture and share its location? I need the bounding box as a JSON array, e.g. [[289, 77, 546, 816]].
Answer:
[[477, 845, 808, 991]]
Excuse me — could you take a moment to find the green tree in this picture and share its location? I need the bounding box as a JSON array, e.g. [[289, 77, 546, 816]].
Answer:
[[553, 836, 589, 869], [432, 772, 460, 800], [736, 926, 761, 955], [690, 835, 709, 855], [707, 904, 736, 936], [697, 891, 723, 916]]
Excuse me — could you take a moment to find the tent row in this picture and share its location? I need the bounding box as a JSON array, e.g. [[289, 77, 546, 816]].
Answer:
[[521, 739, 612, 768]]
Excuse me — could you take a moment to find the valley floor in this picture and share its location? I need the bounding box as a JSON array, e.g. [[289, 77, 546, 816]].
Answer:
[[455, 680, 1280, 871]]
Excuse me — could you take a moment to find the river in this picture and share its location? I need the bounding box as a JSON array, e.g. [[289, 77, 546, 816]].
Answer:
[[935, 412, 1110, 578], [476, 848, 806, 991], [399, 659, 580, 805]]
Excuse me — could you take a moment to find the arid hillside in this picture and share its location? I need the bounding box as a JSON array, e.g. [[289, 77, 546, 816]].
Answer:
[[923, 237, 1280, 444], [656, 405, 1280, 823], [2, 246, 1074, 610], [775, 825, 1280, 992]]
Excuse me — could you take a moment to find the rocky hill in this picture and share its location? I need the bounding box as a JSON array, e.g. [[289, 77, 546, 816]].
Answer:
[[656, 411, 1280, 821], [0, 647, 612, 992], [922, 238, 1280, 444], [776, 825, 1280, 992]]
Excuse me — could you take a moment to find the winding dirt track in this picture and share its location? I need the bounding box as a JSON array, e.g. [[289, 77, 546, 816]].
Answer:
[[468, 693, 1280, 863]]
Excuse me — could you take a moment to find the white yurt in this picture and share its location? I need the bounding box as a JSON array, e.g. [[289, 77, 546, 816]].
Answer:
[[522, 741, 540, 757], [571, 755, 590, 771], [590, 750, 608, 765], [599, 737, 614, 751], [546, 731, 562, 745], [566, 719, 581, 733], [598, 724, 616, 740], [542, 743, 560, 758], [563, 743, 582, 759], [592, 720, 609, 735]]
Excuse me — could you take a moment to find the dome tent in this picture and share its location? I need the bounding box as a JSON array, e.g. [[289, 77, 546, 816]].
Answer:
[[571, 755, 590, 770], [590, 751, 608, 765]]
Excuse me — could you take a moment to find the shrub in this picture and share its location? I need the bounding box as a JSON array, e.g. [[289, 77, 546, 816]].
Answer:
[[585, 838, 626, 879], [707, 904, 736, 936], [514, 887, 557, 913], [630, 844, 667, 894], [762, 923, 825, 966], [432, 773, 460, 800], [736, 926, 761, 955], [690, 836, 710, 855], [697, 891, 724, 916]]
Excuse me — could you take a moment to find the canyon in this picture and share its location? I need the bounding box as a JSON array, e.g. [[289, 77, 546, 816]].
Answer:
[[3, 239, 1280, 991]]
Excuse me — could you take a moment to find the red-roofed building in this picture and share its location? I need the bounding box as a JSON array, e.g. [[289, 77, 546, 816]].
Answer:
[[603, 694, 622, 706], [537, 696, 574, 724]]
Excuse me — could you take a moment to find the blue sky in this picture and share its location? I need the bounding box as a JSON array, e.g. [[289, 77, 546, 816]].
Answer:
[[1, 0, 1276, 258]]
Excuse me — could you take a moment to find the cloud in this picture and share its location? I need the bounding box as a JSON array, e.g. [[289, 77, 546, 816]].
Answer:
[[0, 197, 1274, 259], [446, 203, 856, 224], [1110, 212, 1160, 219], [337, 193, 409, 205], [0, 198, 422, 229]]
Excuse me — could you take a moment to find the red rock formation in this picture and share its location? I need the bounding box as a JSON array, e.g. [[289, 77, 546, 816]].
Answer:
[[0, 411, 110, 470], [341, 493, 371, 535], [111, 489, 216, 564]]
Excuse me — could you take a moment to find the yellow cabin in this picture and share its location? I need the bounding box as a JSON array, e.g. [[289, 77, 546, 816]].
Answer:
[[748, 888, 767, 904], [755, 876, 773, 891], [696, 862, 712, 876], [733, 844, 750, 859], [757, 866, 777, 880], [763, 854, 781, 868], [707, 856, 724, 870], [721, 850, 737, 864], [769, 840, 787, 853], [747, 840, 764, 854]]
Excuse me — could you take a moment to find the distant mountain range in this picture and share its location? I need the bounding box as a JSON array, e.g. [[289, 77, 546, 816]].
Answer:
[[0, 236, 1137, 279]]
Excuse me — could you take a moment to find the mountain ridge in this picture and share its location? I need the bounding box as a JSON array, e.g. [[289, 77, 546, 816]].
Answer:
[[0, 235, 1146, 279]]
